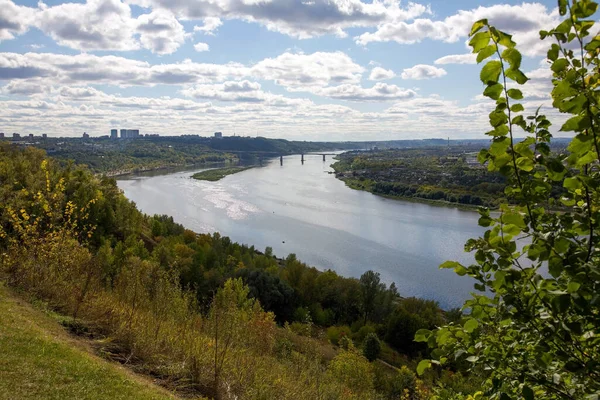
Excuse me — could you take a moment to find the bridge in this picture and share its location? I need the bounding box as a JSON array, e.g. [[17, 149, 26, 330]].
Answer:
[[280, 153, 337, 165]]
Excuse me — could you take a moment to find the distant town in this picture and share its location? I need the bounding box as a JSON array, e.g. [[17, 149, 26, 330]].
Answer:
[[0, 129, 226, 141]]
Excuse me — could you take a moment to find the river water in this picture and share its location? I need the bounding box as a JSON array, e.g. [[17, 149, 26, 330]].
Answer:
[[117, 154, 484, 308]]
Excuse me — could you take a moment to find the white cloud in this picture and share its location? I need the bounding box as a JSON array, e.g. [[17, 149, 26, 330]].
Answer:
[[401, 64, 447, 80], [0, 51, 367, 93], [35, 0, 139, 51], [194, 42, 210, 52], [137, 10, 188, 55], [434, 54, 476, 65], [368, 67, 395, 81], [0, 0, 36, 41], [194, 17, 223, 35], [355, 3, 559, 57], [251, 51, 364, 91], [316, 83, 416, 102], [127, 0, 431, 39], [180, 80, 311, 106]]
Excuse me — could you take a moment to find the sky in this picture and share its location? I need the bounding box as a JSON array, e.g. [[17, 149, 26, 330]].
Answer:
[[0, 0, 571, 140]]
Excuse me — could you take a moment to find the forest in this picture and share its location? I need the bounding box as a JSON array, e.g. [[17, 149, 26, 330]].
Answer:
[[6, 136, 365, 176], [332, 145, 567, 209], [0, 143, 478, 399]]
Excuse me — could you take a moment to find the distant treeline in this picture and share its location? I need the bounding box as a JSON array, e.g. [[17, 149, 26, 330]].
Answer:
[[332, 146, 566, 209]]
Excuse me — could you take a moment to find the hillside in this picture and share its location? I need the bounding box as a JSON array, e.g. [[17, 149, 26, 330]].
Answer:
[[0, 284, 179, 400]]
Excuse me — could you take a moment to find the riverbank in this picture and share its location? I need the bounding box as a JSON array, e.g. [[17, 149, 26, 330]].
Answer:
[[191, 166, 255, 181], [337, 176, 483, 211], [101, 160, 240, 178]]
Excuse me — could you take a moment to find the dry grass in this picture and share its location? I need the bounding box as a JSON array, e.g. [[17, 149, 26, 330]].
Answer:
[[0, 283, 182, 400]]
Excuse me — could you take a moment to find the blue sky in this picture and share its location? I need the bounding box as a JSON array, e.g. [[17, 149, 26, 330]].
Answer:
[[0, 0, 567, 140]]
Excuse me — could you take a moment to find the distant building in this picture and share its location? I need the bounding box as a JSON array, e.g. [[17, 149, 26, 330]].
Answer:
[[28, 134, 34, 140], [110, 129, 118, 139], [42, 134, 47, 139], [0, 132, 4, 139], [82, 132, 90, 139], [120, 129, 140, 139], [13, 133, 20, 139], [214, 131, 223, 138]]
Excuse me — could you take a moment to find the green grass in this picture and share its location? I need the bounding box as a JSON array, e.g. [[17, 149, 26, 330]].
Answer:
[[191, 166, 254, 181], [0, 284, 177, 400]]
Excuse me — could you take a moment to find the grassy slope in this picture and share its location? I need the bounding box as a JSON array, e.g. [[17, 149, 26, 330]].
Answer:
[[0, 284, 177, 400]]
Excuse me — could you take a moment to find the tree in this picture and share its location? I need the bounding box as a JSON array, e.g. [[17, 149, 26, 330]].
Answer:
[[416, 3, 600, 398], [362, 333, 381, 362], [359, 270, 384, 323]]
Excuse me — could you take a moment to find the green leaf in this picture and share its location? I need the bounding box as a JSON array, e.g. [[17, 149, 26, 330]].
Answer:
[[497, 31, 516, 48], [505, 68, 528, 84], [440, 260, 461, 269], [564, 177, 582, 191], [483, 83, 504, 100], [568, 134, 594, 155], [567, 282, 581, 293], [490, 137, 510, 155], [470, 19, 488, 36], [558, 0, 567, 15], [464, 318, 479, 333], [480, 60, 502, 84], [489, 110, 508, 127], [510, 104, 524, 112], [477, 44, 497, 63], [555, 18, 572, 34], [416, 359, 431, 375], [478, 215, 493, 227], [414, 329, 431, 342], [516, 157, 534, 171], [547, 44, 560, 61], [507, 88, 523, 100], [551, 58, 569, 74], [503, 212, 526, 228], [470, 31, 491, 52], [560, 115, 591, 132], [502, 48, 522, 69]]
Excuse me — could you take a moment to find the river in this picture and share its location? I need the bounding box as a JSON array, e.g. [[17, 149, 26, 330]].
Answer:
[[117, 154, 484, 309]]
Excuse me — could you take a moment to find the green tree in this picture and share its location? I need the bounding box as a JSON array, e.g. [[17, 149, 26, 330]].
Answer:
[[416, 2, 600, 398], [362, 332, 381, 362], [359, 270, 384, 323]]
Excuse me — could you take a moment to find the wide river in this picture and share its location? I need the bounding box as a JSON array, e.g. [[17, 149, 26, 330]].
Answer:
[[117, 154, 484, 308]]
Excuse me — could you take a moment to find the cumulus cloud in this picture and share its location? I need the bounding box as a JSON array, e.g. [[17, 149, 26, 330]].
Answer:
[[194, 17, 223, 35], [316, 83, 416, 102], [368, 67, 395, 81], [0, 51, 368, 93], [401, 64, 447, 80], [194, 42, 210, 52], [0, 0, 35, 41], [434, 54, 477, 65], [251, 51, 364, 91], [127, 0, 431, 39], [35, 0, 139, 51], [355, 3, 560, 57], [137, 10, 188, 55], [180, 80, 310, 105]]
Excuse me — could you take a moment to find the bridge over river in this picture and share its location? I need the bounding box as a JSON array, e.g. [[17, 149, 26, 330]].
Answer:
[[281, 153, 337, 165]]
